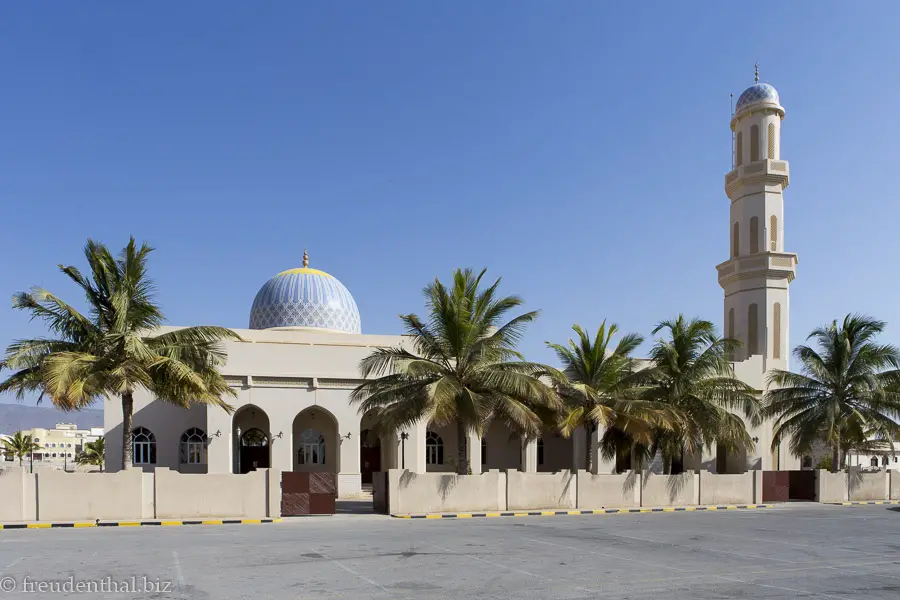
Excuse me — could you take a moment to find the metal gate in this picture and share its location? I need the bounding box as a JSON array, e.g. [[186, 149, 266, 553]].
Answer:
[[788, 470, 817, 501], [762, 471, 789, 502], [281, 472, 337, 516]]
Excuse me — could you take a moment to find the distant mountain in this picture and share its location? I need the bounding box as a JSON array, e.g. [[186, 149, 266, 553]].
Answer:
[[0, 404, 103, 433]]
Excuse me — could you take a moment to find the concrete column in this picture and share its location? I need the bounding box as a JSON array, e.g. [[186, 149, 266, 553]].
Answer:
[[468, 431, 482, 475], [206, 406, 232, 474], [521, 438, 537, 472]]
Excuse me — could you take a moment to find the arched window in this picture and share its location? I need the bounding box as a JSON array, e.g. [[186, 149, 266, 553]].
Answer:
[[732, 222, 740, 258], [773, 303, 782, 359], [770, 215, 778, 251], [871, 457, 879, 468], [425, 431, 443, 465], [801, 456, 813, 469], [748, 304, 759, 355], [768, 123, 776, 159], [297, 429, 326, 465], [735, 131, 743, 166], [180, 428, 206, 464], [240, 428, 268, 447], [481, 437, 487, 466], [750, 124, 760, 161], [749, 216, 759, 254], [132, 427, 156, 465]]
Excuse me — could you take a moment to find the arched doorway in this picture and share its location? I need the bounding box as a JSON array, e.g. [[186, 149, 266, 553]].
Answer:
[[233, 405, 270, 474], [292, 407, 339, 473]]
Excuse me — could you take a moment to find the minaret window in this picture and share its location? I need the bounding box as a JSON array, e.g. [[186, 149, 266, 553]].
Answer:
[[770, 215, 778, 251], [773, 303, 782, 359], [749, 217, 759, 254], [768, 123, 776, 159], [750, 125, 760, 162], [748, 304, 758, 355], [728, 308, 735, 361], [732, 222, 740, 257], [735, 132, 743, 166]]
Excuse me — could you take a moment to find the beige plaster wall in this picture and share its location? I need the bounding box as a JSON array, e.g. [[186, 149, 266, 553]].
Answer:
[[576, 471, 639, 508], [506, 470, 576, 510], [848, 469, 889, 501], [388, 469, 506, 514], [699, 471, 754, 505], [891, 471, 900, 500], [154, 468, 272, 519], [36, 470, 145, 521], [817, 470, 848, 503], [0, 468, 34, 521], [641, 472, 699, 506]]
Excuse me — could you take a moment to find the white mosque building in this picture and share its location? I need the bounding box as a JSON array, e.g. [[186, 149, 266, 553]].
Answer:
[[103, 72, 801, 496]]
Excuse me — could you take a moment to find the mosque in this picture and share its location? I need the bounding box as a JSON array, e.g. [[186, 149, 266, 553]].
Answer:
[[103, 71, 801, 495]]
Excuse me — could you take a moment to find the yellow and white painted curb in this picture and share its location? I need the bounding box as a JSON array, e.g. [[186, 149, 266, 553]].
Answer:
[[833, 500, 900, 506], [0, 518, 282, 530], [392, 504, 772, 519]]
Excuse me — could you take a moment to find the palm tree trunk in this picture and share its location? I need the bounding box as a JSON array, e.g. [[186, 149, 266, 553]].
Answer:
[[831, 441, 841, 473], [122, 391, 134, 470], [456, 421, 467, 476], [585, 423, 593, 473]]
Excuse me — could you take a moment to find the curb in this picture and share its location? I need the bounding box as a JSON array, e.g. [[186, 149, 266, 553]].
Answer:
[[0, 518, 283, 530], [392, 504, 771, 519], [833, 500, 900, 506]]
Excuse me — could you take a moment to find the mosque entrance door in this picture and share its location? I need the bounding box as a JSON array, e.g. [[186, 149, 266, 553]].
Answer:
[[239, 428, 270, 474], [360, 429, 381, 485]]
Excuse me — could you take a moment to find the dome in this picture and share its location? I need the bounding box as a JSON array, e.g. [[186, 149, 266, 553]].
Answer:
[[249, 252, 361, 333], [735, 83, 780, 112]]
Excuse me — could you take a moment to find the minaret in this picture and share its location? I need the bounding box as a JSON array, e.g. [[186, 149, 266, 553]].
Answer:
[[716, 66, 797, 373]]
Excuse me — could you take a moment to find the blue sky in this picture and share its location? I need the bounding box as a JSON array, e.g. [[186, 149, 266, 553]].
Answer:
[[2, 3, 899, 405]]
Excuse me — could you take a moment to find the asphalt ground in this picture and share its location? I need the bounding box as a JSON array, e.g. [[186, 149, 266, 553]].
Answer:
[[0, 503, 897, 599]]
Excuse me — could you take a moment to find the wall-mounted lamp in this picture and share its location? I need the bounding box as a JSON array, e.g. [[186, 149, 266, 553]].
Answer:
[[341, 432, 352, 441], [270, 431, 283, 440], [752, 437, 759, 443], [211, 430, 222, 438]]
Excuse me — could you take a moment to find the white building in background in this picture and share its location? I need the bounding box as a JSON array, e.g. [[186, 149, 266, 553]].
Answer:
[[104, 71, 800, 495], [12, 423, 104, 470]]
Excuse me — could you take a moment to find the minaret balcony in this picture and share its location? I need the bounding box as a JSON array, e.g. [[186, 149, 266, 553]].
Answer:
[[725, 159, 790, 197], [716, 251, 798, 288]]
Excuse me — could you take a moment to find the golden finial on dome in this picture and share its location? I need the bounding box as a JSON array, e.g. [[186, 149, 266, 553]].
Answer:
[[754, 63, 759, 84], [302, 248, 309, 268]]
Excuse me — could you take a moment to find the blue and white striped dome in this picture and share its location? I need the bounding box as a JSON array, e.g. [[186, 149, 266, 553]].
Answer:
[[735, 83, 780, 112], [249, 258, 361, 333]]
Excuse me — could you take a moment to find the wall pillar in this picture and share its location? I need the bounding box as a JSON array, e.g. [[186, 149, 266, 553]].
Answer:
[[338, 421, 361, 497], [521, 438, 537, 473], [468, 431, 482, 475], [206, 407, 232, 474], [265, 418, 291, 475], [572, 427, 585, 472], [593, 425, 616, 474], [404, 420, 427, 473]]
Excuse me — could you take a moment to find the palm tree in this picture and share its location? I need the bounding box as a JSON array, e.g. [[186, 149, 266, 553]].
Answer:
[[764, 314, 900, 473], [0, 238, 240, 470], [547, 322, 668, 473], [351, 268, 560, 475], [1, 431, 40, 467], [642, 315, 761, 473], [76, 437, 105, 471]]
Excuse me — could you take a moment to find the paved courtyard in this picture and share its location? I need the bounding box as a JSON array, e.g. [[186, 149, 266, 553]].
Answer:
[[0, 504, 898, 599]]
